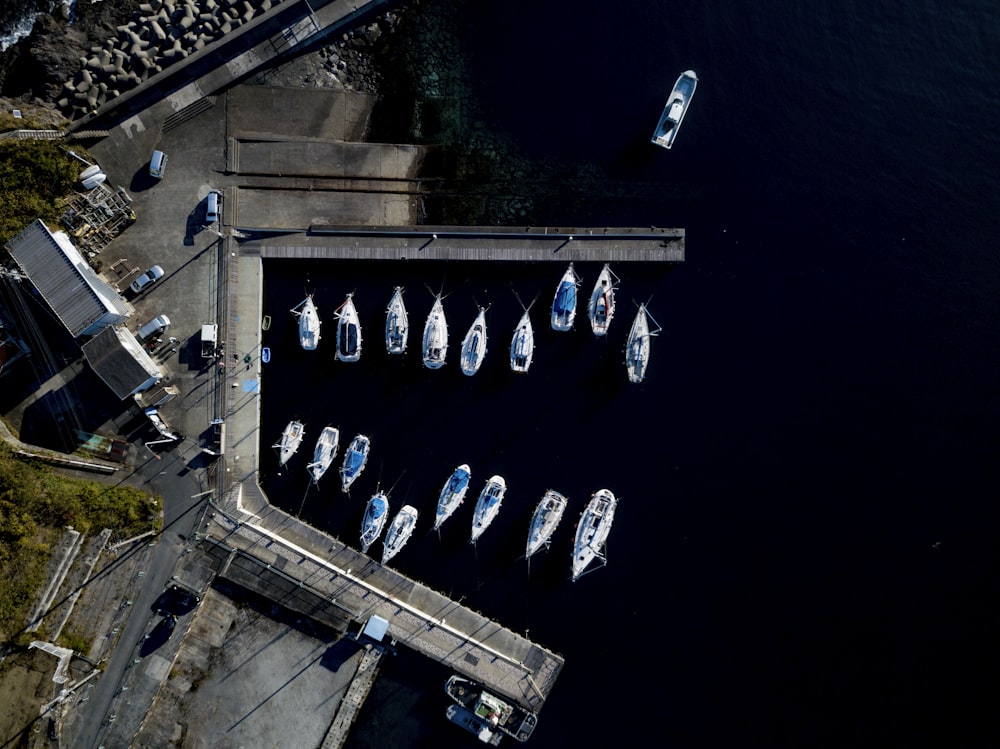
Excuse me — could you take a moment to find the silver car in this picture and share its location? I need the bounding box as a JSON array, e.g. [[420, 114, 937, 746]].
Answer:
[[130, 265, 165, 294]]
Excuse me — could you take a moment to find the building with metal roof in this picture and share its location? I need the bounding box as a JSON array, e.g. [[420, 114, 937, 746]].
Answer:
[[81, 325, 162, 399], [4, 219, 131, 338]]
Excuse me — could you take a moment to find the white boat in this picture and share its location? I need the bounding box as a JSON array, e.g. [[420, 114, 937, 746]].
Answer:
[[571, 488, 618, 581], [335, 293, 362, 362], [385, 286, 409, 355], [306, 426, 339, 484], [422, 294, 448, 369], [651, 69, 698, 150], [460, 307, 488, 376], [588, 263, 619, 336], [510, 308, 535, 373], [274, 420, 304, 466], [625, 303, 661, 384], [293, 295, 321, 350], [339, 434, 370, 493], [445, 704, 502, 746], [382, 504, 419, 564], [525, 489, 568, 559], [550, 263, 580, 332], [434, 464, 471, 531], [360, 490, 389, 554], [471, 475, 506, 543]]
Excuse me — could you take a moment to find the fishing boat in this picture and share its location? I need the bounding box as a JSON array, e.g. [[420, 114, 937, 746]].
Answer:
[[550, 263, 580, 331], [434, 464, 471, 531], [624, 303, 661, 383], [445, 675, 538, 743], [293, 295, 321, 350], [651, 69, 698, 150], [360, 490, 389, 554], [445, 704, 501, 746], [571, 488, 618, 581], [306, 426, 339, 484], [274, 420, 304, 466], [525, 489, 568, 559], [460, 307, 488, 376], [509, 308, 534, 373], [471, 475, 506, 543], [422, 294, 448, 369], [382, 504, 419, 564], [588, 263, 619, 336], [385, 286, 409, 355], [339, 434, 370, 493], [335, 293, 362, 362]]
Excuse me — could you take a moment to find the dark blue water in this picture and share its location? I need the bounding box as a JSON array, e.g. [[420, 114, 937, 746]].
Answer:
[[257, 1, 1000, 746]]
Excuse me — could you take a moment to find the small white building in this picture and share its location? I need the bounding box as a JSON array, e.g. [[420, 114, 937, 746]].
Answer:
[[81, 325, 162, 399]]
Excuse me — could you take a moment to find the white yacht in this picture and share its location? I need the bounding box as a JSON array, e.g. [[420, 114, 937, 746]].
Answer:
[[360, 490, 389, 554], [471, 475, 506, 543], [335, 293, 362, 363], [306, 426, 339, 484], [274, 420, 304, 466], [339, 434, 370, 493], [588, 264, 619, 336], [422, 294, 448, 369], [385, 286, 408, 355], [525, 489, 568, 559], [651, 69, 698, 150], [625, 303, 661, 383], [382, 504, 419, 564], [294, 295, 321, 350], [550, 263, 581, 331], [571, 488, 618, 581], [460, 307, 488, 376], [435, 464, 472, 531], [510, 308, 535, 373]]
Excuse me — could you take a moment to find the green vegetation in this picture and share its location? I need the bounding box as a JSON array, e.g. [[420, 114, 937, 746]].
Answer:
[[0, 139, 79, 245], [0, 442, 161, 641]]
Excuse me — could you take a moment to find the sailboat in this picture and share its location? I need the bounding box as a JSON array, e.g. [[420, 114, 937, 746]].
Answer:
[[360, 490, 389, 554], [550, 263, 581, 331], [434, 464, 471, 532], [510, 294, 535, 373], [335, 293, 362, 363], [422, 294, 448, 369], [588, 264, 619, 336], [471, 475, 506, 543], [293, 295, 321, 350], [385, 286, 409, 355], [571, 489, 618, 581], [460, 306, 488, 376], [525, 489, 568, 559], [340, 434, 371, 493], [274, 420, 304, 466], [306, 426, 339, 484], [382, 505, 419, 564], [624, 303, 661, 383]]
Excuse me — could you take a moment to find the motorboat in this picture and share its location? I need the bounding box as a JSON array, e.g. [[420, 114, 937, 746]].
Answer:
[[471, 475, 506, 543], [550, 263, 580, 331], [385, 286, 408, 355], [306, 426, 339, 484], [340, 434, 371, 493], [445, 704, 501, 746], [625, 303, 661, 383], [525, 489, 568, 559], [434, 464, 471, 531], [571, 488, 618, 581], [335, 293, 362, 362], [445, 675, 538, 743], [274, 420, 304, 466], [382, 504, 419, 564], [360, 490, 389, 554], [293, 295, 321, 350], [460, 307, 488, 376], [509, 308, 534, 373], [422, 294, 448, 369], [651, 69, 698, 150], [588, 263, 619, 336]]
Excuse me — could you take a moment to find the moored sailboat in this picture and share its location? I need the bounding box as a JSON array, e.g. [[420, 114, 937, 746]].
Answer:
[[339, 434, 370, 493], [385, 286, 409, 355], [550, 263, 581, 331], [274, 420, 304, 466], [306, 426, 339, 484], [588, 263, 619, 336], [335, 293, 362, 362], [625, 303, 661, 383], [510, 308, 535, 373], [460, 306, 488, 376], [382, 504, 419, 564], [471, 475, 506, 543], [435, 464, 471, 532], [525, 489, 568, 559], [423, 294, 448, 369], [571, 488, 618, 581], [293, 295, 321, 350], [360, 490, 389, 554]]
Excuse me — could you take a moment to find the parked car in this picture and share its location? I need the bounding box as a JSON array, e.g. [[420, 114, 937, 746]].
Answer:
[[206, 189, 222, 223], [130, 265, 164, 294]]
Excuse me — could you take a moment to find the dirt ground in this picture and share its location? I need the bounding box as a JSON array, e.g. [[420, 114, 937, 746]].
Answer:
[[0, 648, 61, 748]]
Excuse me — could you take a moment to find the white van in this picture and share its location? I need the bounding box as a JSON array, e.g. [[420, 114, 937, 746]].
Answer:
[[149, 150, 168, 179], [137, 314, 170, 341], [206, 190, 221, 223]]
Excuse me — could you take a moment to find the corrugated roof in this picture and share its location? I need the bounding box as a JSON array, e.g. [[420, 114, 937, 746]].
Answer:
[[5, 219, 130, 337], [81, 326, 162, 399]]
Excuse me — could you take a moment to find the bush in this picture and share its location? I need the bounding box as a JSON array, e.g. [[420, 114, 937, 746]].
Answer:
[[0, 139, 79, 245]]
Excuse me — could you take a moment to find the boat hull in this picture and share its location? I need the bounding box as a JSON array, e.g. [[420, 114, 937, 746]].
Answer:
[[340, 434, 370, 492], [307, 426, 339, 483], [588, 264, 617, 336], [651, 70, 698, 150], [460, 308, 488, 376], [526, 490, 568, 558], [385, 287, 408, 355], [445, 675, 538, 743], [336, 295, 362, 363], [510, 312, 534, 373], [298, 296, 321, 350], [423, 296, 448, 369], [435, 464, 472, 531], [360, 493, 389, 553], [550, 263, 579, 331], [571, 489, 618, 581], [276, 420, 304, 466], [625, 305, 652, 383], [471, 476, 506, 542], [382, 505, 418, 564]]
